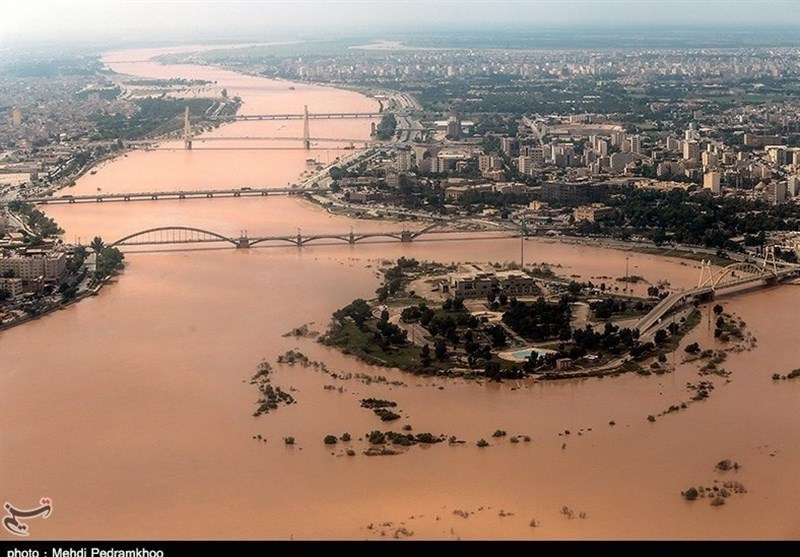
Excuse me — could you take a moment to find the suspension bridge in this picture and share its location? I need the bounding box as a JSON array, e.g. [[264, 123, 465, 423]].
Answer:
[[183, 105, 380, 150]]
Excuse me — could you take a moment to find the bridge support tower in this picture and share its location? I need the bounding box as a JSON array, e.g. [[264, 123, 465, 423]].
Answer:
[[184, 107, 192, 150], [303, 105, 311, 150], [401, 230, 413, 242]]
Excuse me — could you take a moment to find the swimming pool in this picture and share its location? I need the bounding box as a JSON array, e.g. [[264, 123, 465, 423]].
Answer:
[[500, 347, 558, 361]]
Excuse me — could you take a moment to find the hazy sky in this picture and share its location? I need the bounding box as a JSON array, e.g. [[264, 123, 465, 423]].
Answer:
[[2, 0, 799, 43]]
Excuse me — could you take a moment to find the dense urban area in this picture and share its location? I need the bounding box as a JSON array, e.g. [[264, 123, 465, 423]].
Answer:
[[1, 34, 799, 348]]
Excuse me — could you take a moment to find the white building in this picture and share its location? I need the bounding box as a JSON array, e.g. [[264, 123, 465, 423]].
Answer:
[[703, 171, 721, 194]]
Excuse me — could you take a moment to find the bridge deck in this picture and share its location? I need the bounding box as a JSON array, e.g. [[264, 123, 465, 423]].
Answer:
[[636, 267, 797, 333], [21, 188, 327, 204]]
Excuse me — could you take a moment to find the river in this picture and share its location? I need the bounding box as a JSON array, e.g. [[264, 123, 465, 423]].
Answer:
[[0, 46, 798, 541]]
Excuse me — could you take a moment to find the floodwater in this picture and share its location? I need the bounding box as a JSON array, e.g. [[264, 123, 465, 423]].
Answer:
[[1, 46, 798, 541]]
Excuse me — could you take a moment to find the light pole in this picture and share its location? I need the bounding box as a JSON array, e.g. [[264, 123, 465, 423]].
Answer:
[[624, 256, 629, 296]]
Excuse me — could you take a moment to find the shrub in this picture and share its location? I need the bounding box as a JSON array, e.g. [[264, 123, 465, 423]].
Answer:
[[323, 435, 338, 445], [476, 438, 489, 447], [647, 415, 656, 422], [682, 487, 699, 501], [283, 436, 295, 445], [414, 432, 442, 444], [340, 432, 351, 442], [368, 430, 386, 445], [492, 429, 507, 438], [374, 408, 401, 421], [685, 342, 700, 354], [510, 436, 519, 443]]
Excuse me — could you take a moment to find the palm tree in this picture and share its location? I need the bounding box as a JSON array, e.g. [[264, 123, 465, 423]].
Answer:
[[90, 236, 105, 254]]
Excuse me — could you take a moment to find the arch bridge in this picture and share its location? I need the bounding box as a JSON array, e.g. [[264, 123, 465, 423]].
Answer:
[[635, 247, 798, 334], [108, 222, 518, 250]]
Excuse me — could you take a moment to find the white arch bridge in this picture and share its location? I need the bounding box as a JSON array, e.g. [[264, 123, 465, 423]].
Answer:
[[635, 248, 799, 333]]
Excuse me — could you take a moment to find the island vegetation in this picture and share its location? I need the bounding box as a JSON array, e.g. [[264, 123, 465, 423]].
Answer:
[[320, 256, 701, 381]]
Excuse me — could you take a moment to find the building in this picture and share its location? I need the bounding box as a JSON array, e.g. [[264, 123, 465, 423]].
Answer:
[[395, 148, 412, 172], [500, 137, 516, 157], [701, 151, 718, 168], [665, 136, 681, 152], [573, 203, 614, 223], [703, 171, 721, 194], [518, 156, 534, 175], [766, 145, 788, 166], [766, 182, 788, 205], [609, 152, 634, 173], [348, 190, 385, 204], [788, 175, 800, 197], [449, 269, 535, 298], [10, 107, 22, 128], [0, 277, 24, 296], [478, 155, 501, 173], [542, 182, 608, 205], [520, 144, 545, 164], [444, 183, 494, 201], [743, 134, 782, 147], [0, 251, 66, 285], [683, 140, 700, 162], [446, 106, 462, 139]]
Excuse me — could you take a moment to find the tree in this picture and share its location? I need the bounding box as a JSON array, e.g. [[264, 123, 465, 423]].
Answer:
[[434, 339, 448, 361], [488, 324, 508, 348], [335, 298, 371, 328], [654, 329, 668, 344], [328, 166, 344, 181], [90, 236, 105, 253], [420, 344, 431, 367], [713, 304, 724, 315]]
